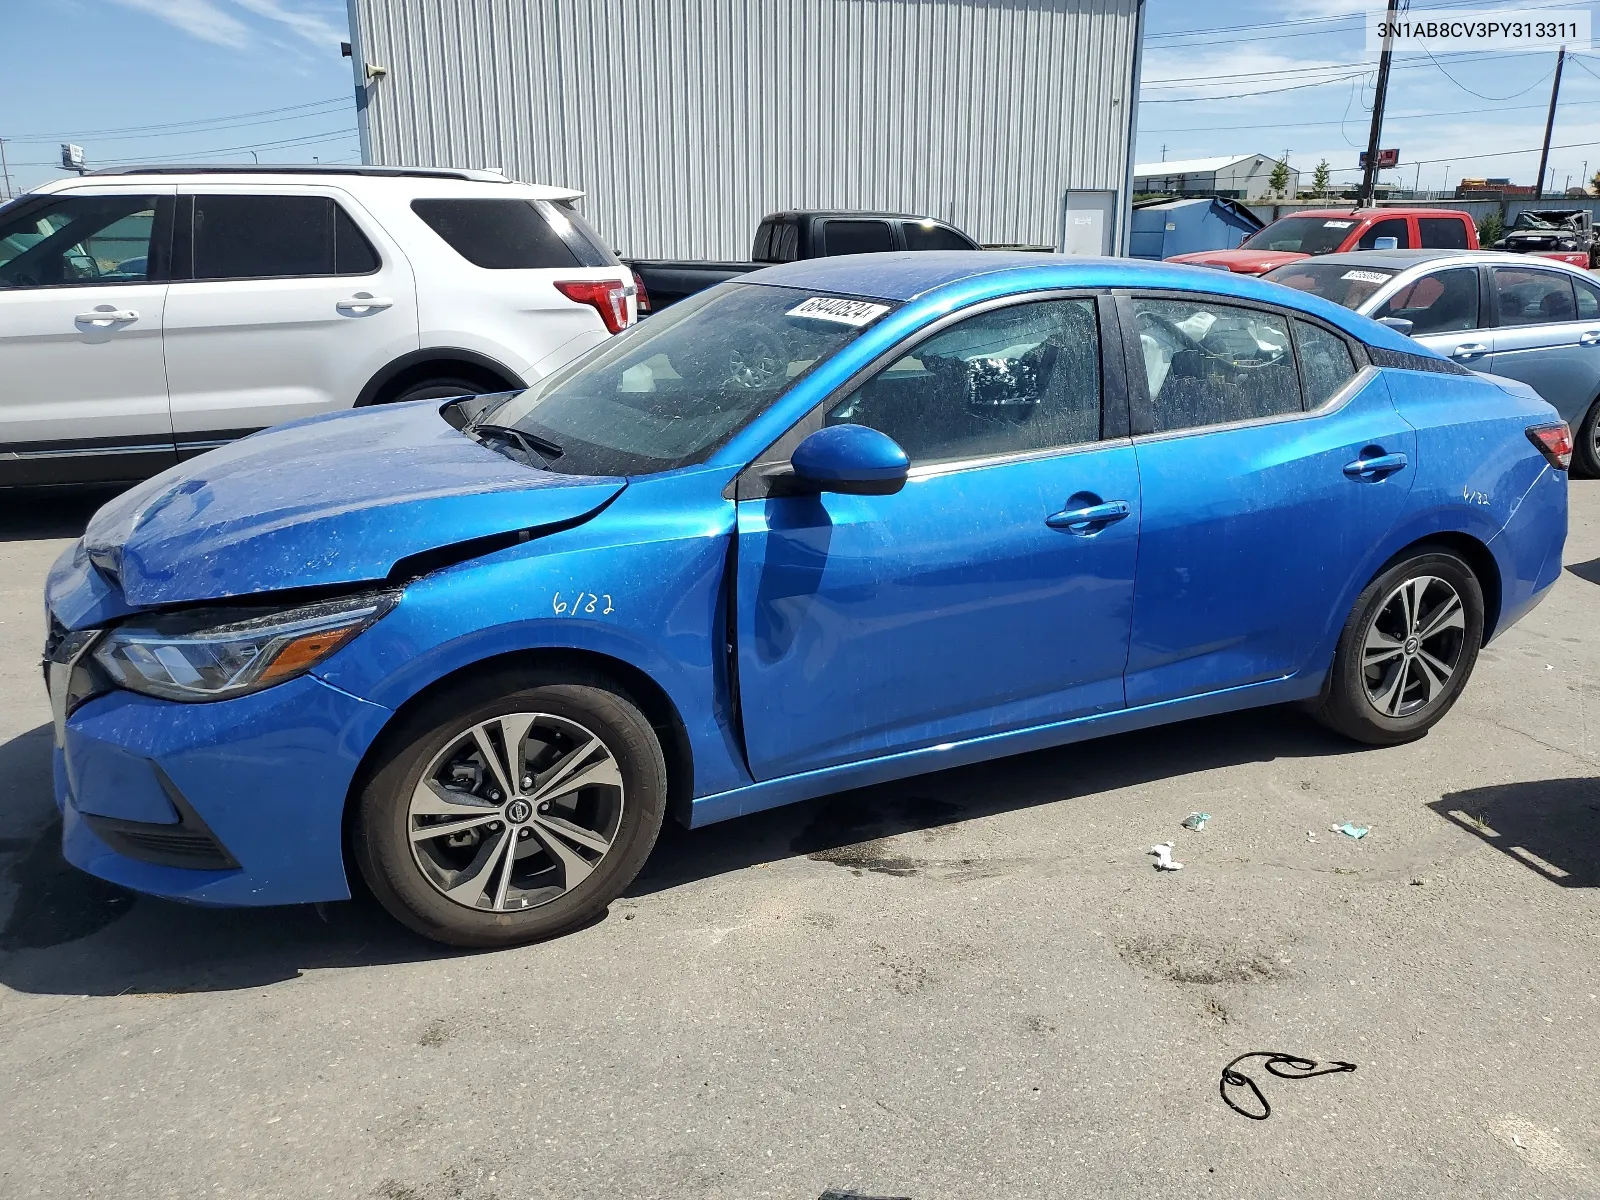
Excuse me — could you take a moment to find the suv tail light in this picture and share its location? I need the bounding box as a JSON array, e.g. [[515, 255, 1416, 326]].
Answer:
[[554, 278, 634, 334], [1526, 421, 1573, 470], [631, 268, 652, 315]]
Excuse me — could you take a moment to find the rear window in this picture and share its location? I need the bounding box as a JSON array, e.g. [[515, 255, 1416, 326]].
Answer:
[[411, 198, 581, 269], [1262, 261, 1398, 309], [191, 195, 379, 280], [903, 221, 975, 251], [1419, 217, 1471, 249], [823, 219, 894, 255]]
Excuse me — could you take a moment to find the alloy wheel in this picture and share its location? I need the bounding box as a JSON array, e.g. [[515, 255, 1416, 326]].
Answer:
[[407, 712, 624, 912], [1360, 575, 1467, 719]]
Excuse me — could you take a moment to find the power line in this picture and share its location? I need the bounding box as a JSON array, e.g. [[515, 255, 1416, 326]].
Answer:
[[2, 101, 354, 146], [1, 96, 351, 142], [1321, 136, 1600, 175], [1141, 100, 1552, 134], [10, 129, 358, 169], [1145, 0, 1581, 45], [1142, 73, 1372, 103]]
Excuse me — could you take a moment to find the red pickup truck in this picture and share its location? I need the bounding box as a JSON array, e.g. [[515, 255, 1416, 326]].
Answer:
[[1167, 207, 1479, 275]]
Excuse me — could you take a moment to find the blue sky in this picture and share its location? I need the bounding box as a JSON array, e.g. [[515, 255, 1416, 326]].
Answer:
[[3, 0, 1598, 199]]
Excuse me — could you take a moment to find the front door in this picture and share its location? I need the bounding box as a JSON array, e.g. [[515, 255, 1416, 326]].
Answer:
[[163, 188, 418, 450], [0, 188, 176, 481], [735, 295, 1139, 780], [1122, 293, 1416, 705]]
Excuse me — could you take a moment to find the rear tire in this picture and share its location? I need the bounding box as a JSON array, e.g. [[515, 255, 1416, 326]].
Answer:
[[1572, 399, 1600, 479], [1312, 551, 1484, 746], [353, 670, 666, 948], [386, 377, 492, 404]]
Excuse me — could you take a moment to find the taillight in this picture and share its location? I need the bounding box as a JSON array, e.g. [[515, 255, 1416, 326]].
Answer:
[[554, 278, 633, 334], [631, 268, 651, 315], [1526, 421, 1573, 471]]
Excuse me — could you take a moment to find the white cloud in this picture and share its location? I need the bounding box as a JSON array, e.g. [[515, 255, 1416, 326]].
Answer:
[[230, 0, 345, 48], [110, 0, 345, 50], [113, 0, 251, 47]]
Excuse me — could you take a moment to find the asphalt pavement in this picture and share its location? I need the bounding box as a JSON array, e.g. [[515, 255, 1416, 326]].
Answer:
[[1, 483, 1598, 1199]]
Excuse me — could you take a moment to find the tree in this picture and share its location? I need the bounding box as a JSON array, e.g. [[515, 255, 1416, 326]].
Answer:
[[1478, 210, 1504, 246], [1311, 159, 1332, 198], [1269, 159, 1291, 198], [1591, 168, 1600, 196]]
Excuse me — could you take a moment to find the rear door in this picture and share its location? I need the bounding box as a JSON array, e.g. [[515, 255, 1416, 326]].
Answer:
[[734, 294, 1140, 779], [0, 188, 176, 480], [162, 186, 419, 449], [1122, 292, 1415, 704], [1486, 265, 1600, 426]]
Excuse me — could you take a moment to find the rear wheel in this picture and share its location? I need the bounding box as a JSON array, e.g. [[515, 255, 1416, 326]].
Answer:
[[1312, 551, 1483, 745], [353, 671, 666, 948], [1572, 399, 1600, 479]]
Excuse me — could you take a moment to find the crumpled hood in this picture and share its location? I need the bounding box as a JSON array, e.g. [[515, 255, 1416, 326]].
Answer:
[[82, 401, 625, 608], [1166, 249, 1308, 275]]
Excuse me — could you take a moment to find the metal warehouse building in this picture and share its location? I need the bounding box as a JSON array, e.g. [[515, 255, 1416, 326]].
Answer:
[[344, 0, 1145, 259]]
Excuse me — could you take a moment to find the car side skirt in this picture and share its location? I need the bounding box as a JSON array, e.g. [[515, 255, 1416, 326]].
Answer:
[[687, 672, 1323, 828]]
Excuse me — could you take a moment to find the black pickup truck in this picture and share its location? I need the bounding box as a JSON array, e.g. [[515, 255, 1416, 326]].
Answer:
[[626, 210, 980, 309]]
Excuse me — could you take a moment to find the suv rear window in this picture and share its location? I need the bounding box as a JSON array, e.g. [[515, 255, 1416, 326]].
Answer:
[[191, 195, 379, 280], [902, 221, 975, 251], [412, 198, 582, 269], [823, 220, 895, 255]]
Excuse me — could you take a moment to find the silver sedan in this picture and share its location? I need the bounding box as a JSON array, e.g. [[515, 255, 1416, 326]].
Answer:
[[1265, 249, 1600, 473]]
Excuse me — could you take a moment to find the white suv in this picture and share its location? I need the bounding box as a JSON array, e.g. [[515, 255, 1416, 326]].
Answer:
[[0, 165, 638, 486]]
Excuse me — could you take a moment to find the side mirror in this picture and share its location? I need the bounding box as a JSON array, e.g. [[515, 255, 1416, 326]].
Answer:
[[1376, 316, 1414, 336], [789, 425, 910, 496], [1372, 236, 1399, 250]]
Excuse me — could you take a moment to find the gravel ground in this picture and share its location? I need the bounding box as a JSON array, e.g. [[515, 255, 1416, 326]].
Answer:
[[1, 483, 1597, 1200]]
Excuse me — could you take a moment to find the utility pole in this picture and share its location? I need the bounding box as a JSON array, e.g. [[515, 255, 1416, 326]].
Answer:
[[1534, 45, 1565, 199], [1359, 0, 1401, 209], [0, 138, 11, 200]]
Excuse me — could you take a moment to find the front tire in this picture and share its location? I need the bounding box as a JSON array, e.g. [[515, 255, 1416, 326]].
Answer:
[[1312, 551, 1484, 746], [1572, 398, 1600, 479], [386, 377, 493, 404], [353, 671, 666, 948]]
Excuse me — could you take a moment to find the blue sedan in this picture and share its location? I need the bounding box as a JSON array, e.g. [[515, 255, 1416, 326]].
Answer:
[[45, 253, 1570, 947]]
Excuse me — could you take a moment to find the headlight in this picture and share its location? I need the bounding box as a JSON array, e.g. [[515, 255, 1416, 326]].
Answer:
[[93, 591, 398, 702]]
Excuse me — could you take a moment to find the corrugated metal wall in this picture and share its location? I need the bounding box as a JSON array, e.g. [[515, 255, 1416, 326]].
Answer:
[[348, 0, 1141, 258]]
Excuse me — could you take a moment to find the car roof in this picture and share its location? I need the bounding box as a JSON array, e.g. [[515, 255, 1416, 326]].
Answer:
[[32, 166, 582, 201], [1272, 207, 1469, 220], [1274, 248, 1594, 275], [761, 210, 952, 223]]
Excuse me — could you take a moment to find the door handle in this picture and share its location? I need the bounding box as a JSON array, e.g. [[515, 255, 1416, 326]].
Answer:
[[1046, 499, 1131, 533], [1580, 330, 1600, 346], [1451, 343, 1489, 360], [336, 294, 394, 314], [75, 308, 138, 326], [1343, 451, 1409, 480]]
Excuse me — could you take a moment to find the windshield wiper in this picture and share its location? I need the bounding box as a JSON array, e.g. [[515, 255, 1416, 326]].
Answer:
[[468, 422, 564, 463]]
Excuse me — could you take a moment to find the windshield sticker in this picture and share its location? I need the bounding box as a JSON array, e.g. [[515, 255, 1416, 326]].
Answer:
[[786, 297, 890, 326], [1341, 270, 1391, 284], [1323, 220, 1356, 228]]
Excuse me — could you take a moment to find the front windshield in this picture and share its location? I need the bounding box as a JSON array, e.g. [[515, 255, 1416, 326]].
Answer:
[[1262, 262, 1397, 309], [479, 283, 892, 475], [1241, 215, 1359, 255]]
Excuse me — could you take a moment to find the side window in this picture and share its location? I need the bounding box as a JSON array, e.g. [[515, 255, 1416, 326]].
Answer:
[[825, 298, 1101, 466], [903, 221, 976, 251], [1575, 275, 1600, 319], [192, 195, 375, 280], [1295, 321, 1358, 407], [1357, 218, 1411, 249], [1131, 297, 1299, 433], [0, 195, 161, 288], [410, 198, 581, 269], [1492, 267, 1576, 325], [823, 219, 894, 256], [1373, 268, 1480, 334], [1418, 217, 1471, 249]]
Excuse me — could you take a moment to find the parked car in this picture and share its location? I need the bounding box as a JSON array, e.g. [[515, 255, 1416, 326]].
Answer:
[[1263, 249, 1600, 472], [625, 210, 979, 308], [1167, 207, 1478, 275], [1492, 208, 1599, 269], [47, 253, 1567, 947], [0, 165, 637, 487]]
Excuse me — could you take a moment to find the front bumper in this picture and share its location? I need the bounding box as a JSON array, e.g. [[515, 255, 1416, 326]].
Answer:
[[56, 673, 393, 907]]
